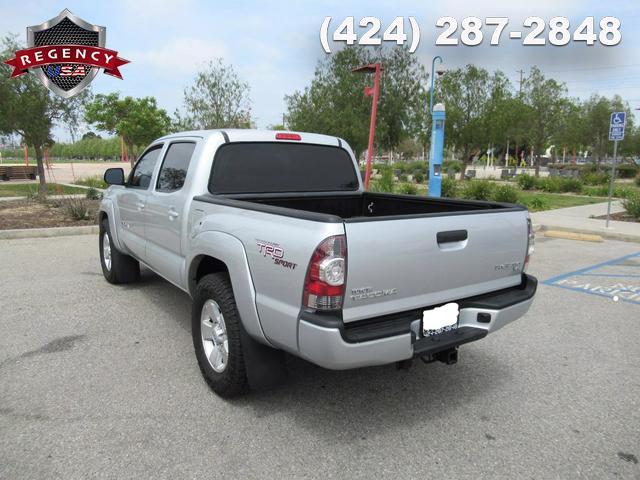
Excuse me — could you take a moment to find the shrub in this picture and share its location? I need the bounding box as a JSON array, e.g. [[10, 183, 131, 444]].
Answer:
[[537, 177, 563, 193], [370, 166, 395, 193], [523, 197, 549, 211], [635, 174, 640, 187], [441, 177, 458, 198], [85, 187, 101, 200], [63, 198, 91, 220], [493, 184, 519, 203], [443, 160, 463, 173], [398, 174, 408, 182], [414, 172, 425, 184], [76, 175, 107, 189], [616, 163, 639, 179], [559, 177, 583, 193], [581, 171, 609, 186], [622, 192, 640, 219], [398, 183, 418, 195], [517, 174, 537, 190], [463, 180, 494, 201], [581, 185, 609, 197]]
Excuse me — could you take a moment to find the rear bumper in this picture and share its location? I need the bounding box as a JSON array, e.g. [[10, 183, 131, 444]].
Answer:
[[297, 274, 537, 370]]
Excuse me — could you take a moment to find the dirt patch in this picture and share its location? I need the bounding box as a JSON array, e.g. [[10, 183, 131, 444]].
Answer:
[[594, 211, 639, 223], [0, 198, 100, 230]]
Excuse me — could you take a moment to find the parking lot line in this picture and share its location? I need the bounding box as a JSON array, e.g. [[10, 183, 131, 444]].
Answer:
[[543, 251, 640, 305]]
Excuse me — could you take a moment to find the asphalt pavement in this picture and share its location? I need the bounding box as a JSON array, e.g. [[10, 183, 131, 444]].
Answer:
[[0, 234, 639, 479]]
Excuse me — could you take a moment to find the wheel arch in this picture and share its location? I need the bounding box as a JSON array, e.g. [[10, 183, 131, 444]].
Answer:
[[187, 231, 270, 346]]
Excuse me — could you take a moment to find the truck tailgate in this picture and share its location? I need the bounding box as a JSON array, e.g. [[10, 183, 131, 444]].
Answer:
[[342, 210, 529, 323]]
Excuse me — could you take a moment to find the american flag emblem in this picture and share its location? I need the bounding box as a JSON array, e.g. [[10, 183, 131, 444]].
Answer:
[[60, 65, 86, 76]]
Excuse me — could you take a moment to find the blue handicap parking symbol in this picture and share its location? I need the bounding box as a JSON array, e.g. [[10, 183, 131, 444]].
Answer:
[[543, 252, 640, 305]]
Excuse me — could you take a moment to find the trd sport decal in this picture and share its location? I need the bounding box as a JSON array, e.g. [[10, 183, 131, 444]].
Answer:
[[256, 240, 298, 270]]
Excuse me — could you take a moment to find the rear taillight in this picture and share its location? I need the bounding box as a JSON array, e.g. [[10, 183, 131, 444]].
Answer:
[[524, 217, 535, 272], [303, 235, 346, 311]]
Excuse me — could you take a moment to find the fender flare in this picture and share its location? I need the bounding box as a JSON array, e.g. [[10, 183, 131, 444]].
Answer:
[[187, 231, 271, 347], [98, 200, 125, 252]]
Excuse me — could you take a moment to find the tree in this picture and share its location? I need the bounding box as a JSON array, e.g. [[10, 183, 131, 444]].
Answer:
[[436, 65, 493, 175], [521, 67, 567, 175], [0, 35, 85, 196], [175, 58, 252, 130], [285, 46, 428, 159], [85, 93, 171, 166], [580, 94, 633, 162], [552, 98, 584, 163]]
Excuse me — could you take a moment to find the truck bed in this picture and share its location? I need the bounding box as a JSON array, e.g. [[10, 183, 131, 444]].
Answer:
[[194, 192, 524, 222]]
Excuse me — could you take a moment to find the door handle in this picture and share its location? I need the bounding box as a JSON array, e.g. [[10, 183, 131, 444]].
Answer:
[[436, 230, 468, 244], [136, 201, 145, 211], [168, 208, 179, 220]]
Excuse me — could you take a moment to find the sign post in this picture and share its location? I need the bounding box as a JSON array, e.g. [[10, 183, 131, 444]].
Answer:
[[606, 112, 626, 228]]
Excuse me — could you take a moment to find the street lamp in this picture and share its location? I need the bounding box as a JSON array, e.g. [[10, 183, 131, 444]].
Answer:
[[353, 63, 382, 190], [429, 56, 443, 114], [428, 56, 446, 197]]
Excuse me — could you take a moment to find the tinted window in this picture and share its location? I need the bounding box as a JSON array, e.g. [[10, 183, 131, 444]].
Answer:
[[209, 143, 359, 194], [156, 142, 196, 192], [129, 146, 162, 188]]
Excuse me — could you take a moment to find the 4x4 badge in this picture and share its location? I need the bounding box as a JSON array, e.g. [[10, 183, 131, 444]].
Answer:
[[3, 9, 129, 98]]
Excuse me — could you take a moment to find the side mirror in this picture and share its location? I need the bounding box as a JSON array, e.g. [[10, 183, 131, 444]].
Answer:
[[104, 168, 125, 186]]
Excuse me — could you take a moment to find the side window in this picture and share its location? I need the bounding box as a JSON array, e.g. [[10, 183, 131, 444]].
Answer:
[[156, 142, 196, 192], [129, 145, 163, 188]]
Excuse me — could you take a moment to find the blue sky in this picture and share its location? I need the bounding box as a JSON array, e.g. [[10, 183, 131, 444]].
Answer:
[[1, 0, 639, 141]]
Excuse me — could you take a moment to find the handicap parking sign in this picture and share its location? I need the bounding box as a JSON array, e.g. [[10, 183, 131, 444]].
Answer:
[[609, 112, 626, 141]]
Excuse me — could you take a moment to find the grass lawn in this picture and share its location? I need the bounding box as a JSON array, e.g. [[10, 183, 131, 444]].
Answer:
[[0, 183, 87, 197], [517, 192, 609, 211]]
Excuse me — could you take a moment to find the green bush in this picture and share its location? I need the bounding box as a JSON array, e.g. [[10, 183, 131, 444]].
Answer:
[[580, 171, 609, 186], [537, 177, 563, 193], [398, 183, 418, 195], [63, 198, 91, 220], [443, 160, 463, 173], [441, 177, 458, 198], [581, 185, 609, 197], [85, 187, 102, 200], [75, 175, 107, 189], [493, 184, 519, 203], [369, 166, 395, 193], [622, 192, 640, 219], [398, 174, 408, 182], [517, 174, 537, 190], [414, 172, 425, 184], [616, 163, 639, 179], [463, 180, 494, 201], [523, 197, 549, 211], [559, 177, 583, 193]]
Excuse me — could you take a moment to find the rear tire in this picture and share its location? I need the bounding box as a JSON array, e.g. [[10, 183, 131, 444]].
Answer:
[[192, 273, 248, 397], [99, 218, 140, 284]]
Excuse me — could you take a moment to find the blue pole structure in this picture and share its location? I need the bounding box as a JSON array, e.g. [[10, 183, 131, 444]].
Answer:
[[428, 104, 446, 197], [428, 55, 444, 197]]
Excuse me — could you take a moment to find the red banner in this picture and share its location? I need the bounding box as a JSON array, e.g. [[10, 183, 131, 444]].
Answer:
[[4, 44, 129, 79]]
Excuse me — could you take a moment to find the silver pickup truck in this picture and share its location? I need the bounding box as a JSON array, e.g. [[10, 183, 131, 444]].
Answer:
[[99, 129, 537, 397]]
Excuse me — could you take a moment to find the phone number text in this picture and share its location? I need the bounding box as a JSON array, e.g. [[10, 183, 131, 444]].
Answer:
[[319, 16, 621, 53]]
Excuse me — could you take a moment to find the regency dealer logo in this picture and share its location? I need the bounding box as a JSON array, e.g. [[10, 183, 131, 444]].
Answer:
[[3, 9, 129, 98]]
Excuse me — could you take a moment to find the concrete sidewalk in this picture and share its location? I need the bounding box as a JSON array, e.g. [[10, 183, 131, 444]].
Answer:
[[531, 200, 640, 243]]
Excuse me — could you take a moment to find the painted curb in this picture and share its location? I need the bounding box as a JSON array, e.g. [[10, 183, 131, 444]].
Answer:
[[536, 224, 640, 244], [0, 225, 98, 240], [544, 230, 603, 243]]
